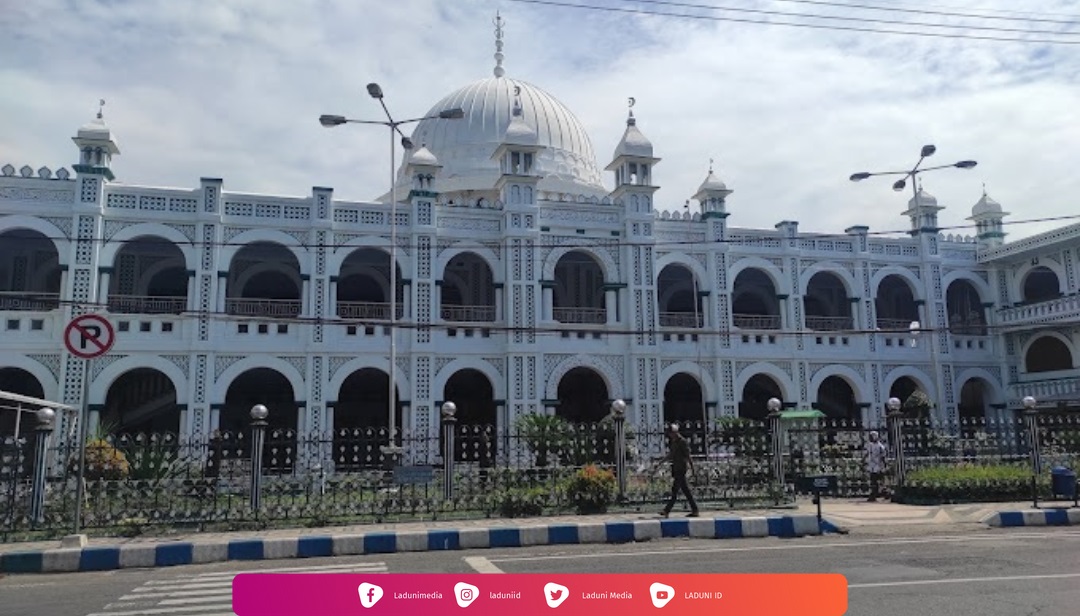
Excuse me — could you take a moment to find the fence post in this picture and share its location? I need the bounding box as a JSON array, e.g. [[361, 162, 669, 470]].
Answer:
[[611, 399, 627, 501], [886, 397, 906, 487], [441, 401, 457, 502], [1022, 396, 1040, 509], [30, 407, 56, 527], [249, 404, 268, 515], [767, 397, 784, 494]]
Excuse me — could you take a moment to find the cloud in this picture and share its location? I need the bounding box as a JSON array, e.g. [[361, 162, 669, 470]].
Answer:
[[2, 0, 1078, 239]]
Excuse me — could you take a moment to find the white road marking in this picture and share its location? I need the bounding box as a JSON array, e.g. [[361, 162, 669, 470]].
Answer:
[[464, 556, 505, 574], [487, 530, 1080, 563], [849, 572, 1080, 589], [166, 561, 386, 578]]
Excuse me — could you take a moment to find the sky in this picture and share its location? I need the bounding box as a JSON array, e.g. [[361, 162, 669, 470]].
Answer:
[[2, 0, 1079, 239]]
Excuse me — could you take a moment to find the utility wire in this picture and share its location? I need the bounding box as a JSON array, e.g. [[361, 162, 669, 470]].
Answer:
[[624, 0, 1080, 36], [505, 0, 1080, 44], [7, 212, 1080, 252], [762, 0, 1080, 25], [13, 293, 1028, 338]]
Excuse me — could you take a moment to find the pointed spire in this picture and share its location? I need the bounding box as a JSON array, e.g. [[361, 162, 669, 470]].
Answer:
[[627, 96, 636, 126], [97, 98, 105, 120], [493, 11, 506, 78]]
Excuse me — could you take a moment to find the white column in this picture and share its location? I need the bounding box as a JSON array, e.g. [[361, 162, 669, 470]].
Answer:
[[98, 271, 111, 305], [301, 278, 311, 317], [329, 278, 338, 317], [605, 289, 618, 325], [216, 277, 227, 313], [542, 287, 554, 321], [495, 287, 504, 322]]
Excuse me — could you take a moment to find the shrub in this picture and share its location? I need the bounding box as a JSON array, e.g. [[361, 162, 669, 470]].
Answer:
[[494, 486, 550, 518], [78, 438, 131, 480], [895, 463, 1046, 504], [566, 464, 616, 514]]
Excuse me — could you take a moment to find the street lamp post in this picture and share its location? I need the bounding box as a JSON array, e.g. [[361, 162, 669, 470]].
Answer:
[[850, 145, 977, 417], [320, 89, 463, 461]]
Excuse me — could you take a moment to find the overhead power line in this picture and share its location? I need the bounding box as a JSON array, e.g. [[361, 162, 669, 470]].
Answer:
[[627, 0, 1080, 36], [765, 0, 1080, 26], [6, 212, 1080, 252], [10, 293, 1024, 338], [505, 0, 1080, 44]]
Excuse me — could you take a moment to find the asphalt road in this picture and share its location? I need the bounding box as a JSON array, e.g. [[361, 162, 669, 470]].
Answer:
[[2, 527, 1079, 616]]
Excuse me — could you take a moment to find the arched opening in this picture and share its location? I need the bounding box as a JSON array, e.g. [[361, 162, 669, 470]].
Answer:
[[957, 378, 991, 421], [444, 369, 497, 463], [739, 374, 783, 421], [805, 272, 852, 331], [225, 242, 302, 317], [875, 275, 919, 329], [816, 376, 858, 422], [657, 265, 703, 327], [0, 229, 62, 310], [946, 279, 986, 335], [732, 268, 781, 329], [556, 367, 609, 423], [101, 368, 179, 435], [333, 368, 400, 470], [0, 367, 46, 439], [888, 377, 922, 404], [221, 368, 298, 472], [440, 252, 496, 323], [337, 247, 404, 320], [553, 251, 605, 324], [108, 236, 188, 314], [1022, 267, 1061, 304], [1025, 337, 1074, 373], [663, 373, 704, 426]]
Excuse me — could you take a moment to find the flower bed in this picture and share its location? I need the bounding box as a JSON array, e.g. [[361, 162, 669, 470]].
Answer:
[[894, 463, 1048, 504]]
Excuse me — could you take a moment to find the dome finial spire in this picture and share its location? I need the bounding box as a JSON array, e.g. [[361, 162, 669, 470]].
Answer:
[[709, 157, 714, 173], [97, 98, 105, 120], [627, 96, 636, 126], [493, 11, 506, 78]]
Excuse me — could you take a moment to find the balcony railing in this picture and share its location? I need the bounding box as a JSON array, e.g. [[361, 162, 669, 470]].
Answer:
[[441, 304, 496, 323], [0, 291, 60, 311], [998, 295, 1080, 327], [336, 301, 403, 320], [108, 295, 187, 315], [805, 315, 854, 331], [553, 307, 606, 324], [226, 298, 302, 318], [733, 314, 781, 330], [659, 311, 703, 328], [876, 317, 916, 330]]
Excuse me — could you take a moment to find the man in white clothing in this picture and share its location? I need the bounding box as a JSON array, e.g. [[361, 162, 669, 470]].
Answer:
[[865, 431, 889, 502]]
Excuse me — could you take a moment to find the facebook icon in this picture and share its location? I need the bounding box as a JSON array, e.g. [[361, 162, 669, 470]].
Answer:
[[358, 582, 384, 608]]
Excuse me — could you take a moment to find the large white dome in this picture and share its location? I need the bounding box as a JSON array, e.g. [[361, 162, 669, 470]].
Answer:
[[395, 76, 607, 197]]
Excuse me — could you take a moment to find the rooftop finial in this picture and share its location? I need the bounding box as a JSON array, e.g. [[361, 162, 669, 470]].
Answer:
[[97, 99, 105, 120], [709, 158, 714, 174], [493, 11, 506, 78], [512, 85, 523, 117], [627, 96, 636, 126], [982, 181, 987, 196]]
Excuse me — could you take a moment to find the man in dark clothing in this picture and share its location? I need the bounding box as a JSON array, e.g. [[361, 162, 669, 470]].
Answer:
[[661, 423, 699, 518]]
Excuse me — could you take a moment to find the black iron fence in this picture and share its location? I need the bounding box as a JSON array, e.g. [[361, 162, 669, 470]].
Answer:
[[2, 409, 1078, 540]]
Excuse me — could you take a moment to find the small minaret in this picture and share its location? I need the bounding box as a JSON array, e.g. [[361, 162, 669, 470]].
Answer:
[[692, 159, 733, 219], [606, 99, 659, 207], [491, 87, 541, 199], [72, 99, 120, 181], [901, 182, 943, 235], [968, 185, 1009, 248], [406, 144, 442, 197]]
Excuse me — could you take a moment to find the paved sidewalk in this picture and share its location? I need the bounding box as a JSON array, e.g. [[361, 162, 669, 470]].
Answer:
[[2, 499, 1075, 574]]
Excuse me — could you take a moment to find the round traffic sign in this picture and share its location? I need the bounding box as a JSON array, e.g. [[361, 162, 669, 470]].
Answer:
[[64, 314, 115, 359]]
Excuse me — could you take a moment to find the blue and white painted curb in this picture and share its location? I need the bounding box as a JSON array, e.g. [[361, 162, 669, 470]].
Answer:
[[982, 508, 1080, 528], [1, 514, 820, 574]]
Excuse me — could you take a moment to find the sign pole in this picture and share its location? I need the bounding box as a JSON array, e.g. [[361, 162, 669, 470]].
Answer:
[[63, 313, 116, 536], [73, 359, 90, 535]]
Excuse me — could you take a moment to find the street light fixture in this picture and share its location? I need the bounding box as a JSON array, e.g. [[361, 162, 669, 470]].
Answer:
[[850, 145, 977, 418], [319, 86, 464, 460]]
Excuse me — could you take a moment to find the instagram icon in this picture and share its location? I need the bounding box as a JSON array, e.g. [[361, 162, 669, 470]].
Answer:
[[455, 582, 480, 608]]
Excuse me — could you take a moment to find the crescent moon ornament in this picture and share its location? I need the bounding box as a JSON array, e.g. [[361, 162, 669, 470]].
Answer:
[[514, 85, 521, 96], [628, 97, 635, 108]]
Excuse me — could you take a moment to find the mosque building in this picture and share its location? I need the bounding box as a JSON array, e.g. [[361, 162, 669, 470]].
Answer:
[[1, 18, 1077, 466]]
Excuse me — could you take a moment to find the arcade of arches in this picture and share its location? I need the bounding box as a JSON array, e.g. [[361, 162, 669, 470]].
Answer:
[[738, 373, 860, 422], [0, 229, 62, 310], [108, 236, 188, 314]]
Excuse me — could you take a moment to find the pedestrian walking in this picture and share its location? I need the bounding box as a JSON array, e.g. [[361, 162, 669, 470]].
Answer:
[[661, 423, 699, 518], [865, 431, 889, 502]]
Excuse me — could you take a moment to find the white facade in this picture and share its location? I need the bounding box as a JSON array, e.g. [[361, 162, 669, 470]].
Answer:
[[2, 64, 1079, 459]]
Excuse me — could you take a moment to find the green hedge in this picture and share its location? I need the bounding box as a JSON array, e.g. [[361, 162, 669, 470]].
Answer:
[[895, 464, 1048, 504]]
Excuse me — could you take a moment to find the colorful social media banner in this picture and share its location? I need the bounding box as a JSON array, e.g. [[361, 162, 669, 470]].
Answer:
[[233, 573, 847, 615]]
